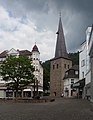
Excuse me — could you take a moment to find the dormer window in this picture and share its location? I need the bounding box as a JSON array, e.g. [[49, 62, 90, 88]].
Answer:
[[66, 72, 68, 75], [81, 59, 85, 67], [75, 71, 78, 75]]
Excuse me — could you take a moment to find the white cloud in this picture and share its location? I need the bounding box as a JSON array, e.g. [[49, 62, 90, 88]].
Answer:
[[0, 6, 56, 61], [0, 0, 93, 60]]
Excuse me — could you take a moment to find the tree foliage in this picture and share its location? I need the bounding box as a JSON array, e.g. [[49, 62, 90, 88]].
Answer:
[[0, 56, 35, 97], [68, 52, 79, 65], [42, 60, 50, 92]]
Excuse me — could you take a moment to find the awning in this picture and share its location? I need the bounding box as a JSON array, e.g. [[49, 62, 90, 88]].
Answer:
[[85, 82, 91, 88], [72, 83, 80, 88], [23, 88, 43, 92], [0, 87, 7, 90], [72, 78, 85, 89], [23, 89, 31, 91], [38, 89, 43, 92]]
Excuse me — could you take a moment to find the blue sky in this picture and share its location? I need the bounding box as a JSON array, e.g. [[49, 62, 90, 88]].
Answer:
[[0, 0, 93, 61]]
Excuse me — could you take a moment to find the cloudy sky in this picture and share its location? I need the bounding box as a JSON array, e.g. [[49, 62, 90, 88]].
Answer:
[[0, 0, 93, 61]]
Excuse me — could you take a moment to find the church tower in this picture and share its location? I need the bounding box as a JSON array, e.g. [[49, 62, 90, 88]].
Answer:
[[50, 16, 72, 97]]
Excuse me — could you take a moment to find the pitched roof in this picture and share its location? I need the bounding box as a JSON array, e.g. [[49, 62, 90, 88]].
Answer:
[[18, 50, 32, 56], [0, 50, 8, 58], [63, 65, 79, 79], [67, 65, 79, 71], [32, 44, 39, 53], [0, 49, 32, 58], [55, 17, 68, 59]]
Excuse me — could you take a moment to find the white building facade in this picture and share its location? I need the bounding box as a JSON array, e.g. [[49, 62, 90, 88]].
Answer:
[[79, 27, 92, 99], [31, 45, 43, 93], [88, 25, 93, 102], [0, 45, 43, 99], [64, 65, 79, 97], [79, 41, 86, 80]]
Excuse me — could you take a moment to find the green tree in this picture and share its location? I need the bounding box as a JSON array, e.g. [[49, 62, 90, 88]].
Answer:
[[42, 60, 50, 92], [68, 52, 79, 65], [0, 56, 35, 97]]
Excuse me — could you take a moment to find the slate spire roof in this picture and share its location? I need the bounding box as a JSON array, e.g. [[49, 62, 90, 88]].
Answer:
[[32, 44, 39, 53], [55, 16, 68, 58]]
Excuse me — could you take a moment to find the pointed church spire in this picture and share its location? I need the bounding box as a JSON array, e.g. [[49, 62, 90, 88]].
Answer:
[[55, 15, 68, 58]]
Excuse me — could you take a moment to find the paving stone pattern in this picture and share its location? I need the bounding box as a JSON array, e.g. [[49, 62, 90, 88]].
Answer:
[[0, 98, 93, 120]]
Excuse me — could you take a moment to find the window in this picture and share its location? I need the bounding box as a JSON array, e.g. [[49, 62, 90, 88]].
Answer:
[[81, 60, 85, 67], [75, 71, 78, 75], [64, 64, 66, 68], [36, 66, 38, 71], [68, 65, 69, 69], [53, 65, 55, 69], [6, 92, 13, 97], [82, 72, 84, 78], [71, 79, 74, 84], [57, 64, 58, 69]]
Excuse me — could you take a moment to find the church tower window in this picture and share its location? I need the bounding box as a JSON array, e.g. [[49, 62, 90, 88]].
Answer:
[[68, 65, 69, 69], [57, 64, 59, 69], [64, 64, 66, 68], [53, 65, 55, 69]]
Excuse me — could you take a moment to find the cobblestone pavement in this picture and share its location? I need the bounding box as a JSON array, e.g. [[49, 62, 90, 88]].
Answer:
[[0, 98, 93, 120]]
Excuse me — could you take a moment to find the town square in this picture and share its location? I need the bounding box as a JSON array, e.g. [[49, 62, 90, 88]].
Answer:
[[0, 98, 93, 120], [0, 0, 93, 120]]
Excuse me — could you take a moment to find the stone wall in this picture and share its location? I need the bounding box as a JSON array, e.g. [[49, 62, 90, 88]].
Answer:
[[50, 57, 72, 97]]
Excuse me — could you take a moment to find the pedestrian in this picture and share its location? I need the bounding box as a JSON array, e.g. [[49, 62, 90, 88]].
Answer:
[[61, 93, 64, 97]]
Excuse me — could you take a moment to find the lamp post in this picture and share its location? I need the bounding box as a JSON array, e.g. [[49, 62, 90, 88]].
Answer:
[[36, 79, 38, 96], [33, 79, 35, 98], [33, 78, 38, 98]]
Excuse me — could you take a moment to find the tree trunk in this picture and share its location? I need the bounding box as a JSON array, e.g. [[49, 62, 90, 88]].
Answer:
[[36, 80, 38, 96], [15, 80, 19, 100]]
